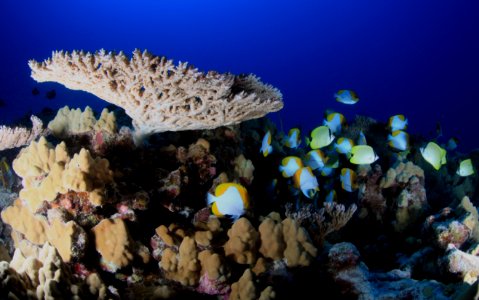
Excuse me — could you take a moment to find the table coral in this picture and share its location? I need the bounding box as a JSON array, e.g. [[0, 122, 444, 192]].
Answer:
[[0, 115, 47, 151], [29, 49, 283, 141]]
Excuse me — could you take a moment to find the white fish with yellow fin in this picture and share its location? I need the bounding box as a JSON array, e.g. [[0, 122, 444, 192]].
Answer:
[[325, 190, 337, 203], [309, 126, 335, 149], [340, 168, 358, 192], [305, 149, 327, 170], [388, 114, 408, 131], [388, 130, 409, 151], [260, 130, 273, 157], [279, 156, 303, 178], [335, 89, 359, 104], [323, 112, 346, 134], [207, 183, 249, 220], [420, 142, 447, 170], [335, 137, 355, 156], [457, 158, 474, 177], [349, 145, 379, 165], [293, 167, 319, 199], [284, 128, 301, 149]]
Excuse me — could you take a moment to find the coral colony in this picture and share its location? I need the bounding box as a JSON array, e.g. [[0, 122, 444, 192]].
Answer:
[[0, 49, 478, 299]]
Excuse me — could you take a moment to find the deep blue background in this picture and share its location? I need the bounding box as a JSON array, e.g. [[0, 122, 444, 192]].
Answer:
[[1, 0, 478, 151]]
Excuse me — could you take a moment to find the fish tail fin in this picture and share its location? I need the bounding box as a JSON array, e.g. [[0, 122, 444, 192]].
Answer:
[[206, 193, 216, 206]]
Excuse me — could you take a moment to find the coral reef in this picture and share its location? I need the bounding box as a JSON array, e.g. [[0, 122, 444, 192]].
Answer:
[[0, 115, 47, 151], [29, 50, 283, 139]]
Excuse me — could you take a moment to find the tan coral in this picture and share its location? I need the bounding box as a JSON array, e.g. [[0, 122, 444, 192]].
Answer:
[[282, 218, 317, 267], [1, 200, 86, 262], [0, 115, 47, 151], [160, 236, 200, 286], [198, 249, 229, 282], [234, 154, 255, 185], [29, 49, 283, 139], [13, 137, 113, 210], [92, 218, 134, 272], [230, 268, 275, 300], [224, 218, 259, 265], [48, 105, 117, 137], [258, 212, 285, 260]]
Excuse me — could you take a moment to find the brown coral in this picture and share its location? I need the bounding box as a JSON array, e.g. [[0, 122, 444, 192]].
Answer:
[[92, 218, 134, 272], [224, 218, 259, 265]]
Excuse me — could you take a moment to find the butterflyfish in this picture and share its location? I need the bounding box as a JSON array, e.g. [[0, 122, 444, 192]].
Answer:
[[325, 190, 337, 203], [357, 130, 367, 145], [446, 137, 459, 151], [335, 137, 355, 156], [388, 130, 409, 151], [284, 128, 301, 149], [349, 145, 379, 165], [420, 142, 447, 170], [305, 149, 327, 170], [309, 126, 335, 149], [388, 114, 408, 131], [207, 183, 249, 220], [457, 158, 474, 177], [319, 157, 339, 176], [323, 112, 346, 134], [260, 130, 273, 157], [293, 167, 319, 199], [279, 156, 303, 178], [340, 168, 358, 192], [335, 89, 359, 105]]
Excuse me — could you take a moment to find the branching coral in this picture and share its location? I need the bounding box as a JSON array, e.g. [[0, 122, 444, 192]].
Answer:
[[0, 115, 47, 151], [29, 49, 283, 139]]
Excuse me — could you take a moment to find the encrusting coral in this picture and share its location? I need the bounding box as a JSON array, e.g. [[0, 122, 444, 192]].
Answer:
[[29, 49, 283, 140]]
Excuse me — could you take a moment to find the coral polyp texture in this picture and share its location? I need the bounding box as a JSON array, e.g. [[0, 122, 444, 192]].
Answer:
[[29, 49, 283, 137], [0, 115, 47, 151]]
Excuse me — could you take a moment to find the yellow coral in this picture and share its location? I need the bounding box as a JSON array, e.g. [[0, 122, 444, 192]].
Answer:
[[258, 212, 285, 260], [224, 218, 259, 265], [92, 218, 134, 271]]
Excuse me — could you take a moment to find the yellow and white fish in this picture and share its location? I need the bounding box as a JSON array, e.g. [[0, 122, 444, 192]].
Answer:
[[284, 128, 301, 149], [388, 114, 408, 131], [325, 190, 337, 203], [279, 156, 303, 178], [305, 149, 327, 170], [457, 158, 474, 177], [357, 130, 367, 145], [335, 89, 359, 105], [320, 157, 339, 177], [260, 130, 273, 157], [420, 142, 447, 170], [207, 183, 249, 220], [349, 145, 379, 165], [340, 168, 358, 192], [309, 126, 335, 149], [323, 112, 346, 134], [293, 167, 319, 199], [388, 130, 409, 151], [335, 137, 355, 156]]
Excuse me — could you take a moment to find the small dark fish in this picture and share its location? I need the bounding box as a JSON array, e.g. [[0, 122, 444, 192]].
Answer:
[[45, 89, 56, 100], [32, 87, 40, 96]]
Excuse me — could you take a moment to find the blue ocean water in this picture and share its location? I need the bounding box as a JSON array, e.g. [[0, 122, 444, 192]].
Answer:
[[1, 0, 478, 151]]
